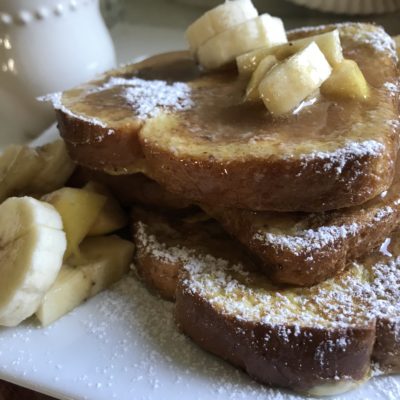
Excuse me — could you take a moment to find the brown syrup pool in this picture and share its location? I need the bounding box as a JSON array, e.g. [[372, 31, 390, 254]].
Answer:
[[62, 27, 397, 152]]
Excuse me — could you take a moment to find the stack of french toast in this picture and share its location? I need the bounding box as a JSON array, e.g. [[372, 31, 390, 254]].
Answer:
[[50, 0, 400, 396]]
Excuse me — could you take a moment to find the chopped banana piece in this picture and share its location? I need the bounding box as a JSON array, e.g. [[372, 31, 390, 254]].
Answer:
[[84, 182, 128, 236], [36, 235, 135, 326], [237, 29, 343, 76], [237, 43, 297, 76], [43, 187, 107, 258], [36, 266, 91, 327], [259, 42, 332, 115], [78, 236, 134, 296], [185, 0, 258, 53], [289, 29, 343, 66], [321, 59, 370, 100], [245, 55, 277, 101], [197, 14, 287, 70]]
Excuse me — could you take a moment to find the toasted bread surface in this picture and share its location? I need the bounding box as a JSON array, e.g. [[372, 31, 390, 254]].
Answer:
[[132, 207, 400, 394], [56, 23, 399, 212], [204, 155, 400, 286]]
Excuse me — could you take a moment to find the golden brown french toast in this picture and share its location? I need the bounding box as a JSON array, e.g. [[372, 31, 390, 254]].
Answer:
[[132, 207, 400, 395], [54, 23, 399, 212]]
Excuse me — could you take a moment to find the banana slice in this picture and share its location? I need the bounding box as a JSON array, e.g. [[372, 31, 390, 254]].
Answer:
[[197, 14, 287, 70], [244, 55, 277, 101], [186, 0, 258, 53], [258, 42, 332, 115], [84, 181, 128, 236], [27, 140, 75, 195], [36, 235, 134, 326], [0, 145, 42, 203], [43, 187, 107, 258], [293, 29, 343, 66], [237, 29, 343, 76], [0, 197, 66, 326], [0, 140, 75, 202], [0, 145, 20, 202]]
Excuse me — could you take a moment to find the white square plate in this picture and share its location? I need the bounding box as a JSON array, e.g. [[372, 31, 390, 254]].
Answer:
[[0, 19, 399, 400]]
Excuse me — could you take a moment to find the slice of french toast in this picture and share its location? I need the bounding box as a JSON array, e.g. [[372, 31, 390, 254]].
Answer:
[[132, 207, 400, 395], [204, 155, 400, 286], [98, 160, 400, 286], [55, 23, 399, 212]]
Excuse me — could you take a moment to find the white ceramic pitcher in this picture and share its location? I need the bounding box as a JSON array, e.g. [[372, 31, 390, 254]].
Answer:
[[0, 0, 116, 143]]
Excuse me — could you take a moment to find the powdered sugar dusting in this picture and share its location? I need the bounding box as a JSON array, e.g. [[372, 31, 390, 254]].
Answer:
[[350, 25, 397, 59], [79, 272, 308, 400], [40, 75, 193, 126], [135, 221, 196, 264], [384, 81, 399, 95], [183, 254, 370, 330], [178, 228, 400, 359], [255, 223, 359, 256], [39, 92, 107, 128], [98, 76, 193, 119], [301, 140, 384, 175], [368, 256, 400, 320]]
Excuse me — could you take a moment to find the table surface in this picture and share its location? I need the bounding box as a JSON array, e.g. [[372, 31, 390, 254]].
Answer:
[[1, 0, 398, 398], [0, 381, 54, 400]]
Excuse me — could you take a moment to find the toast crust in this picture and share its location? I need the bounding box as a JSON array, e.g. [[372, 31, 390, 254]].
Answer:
[[57, 23, 399, 212], [176, 290, 373, 393]]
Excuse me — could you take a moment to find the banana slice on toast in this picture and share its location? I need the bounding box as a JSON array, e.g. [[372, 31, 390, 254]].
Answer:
[[258, 42, 332, 115], [237, 29, 343, 76], [185, 0, 258, 53], [197, 14, 287, 70]]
